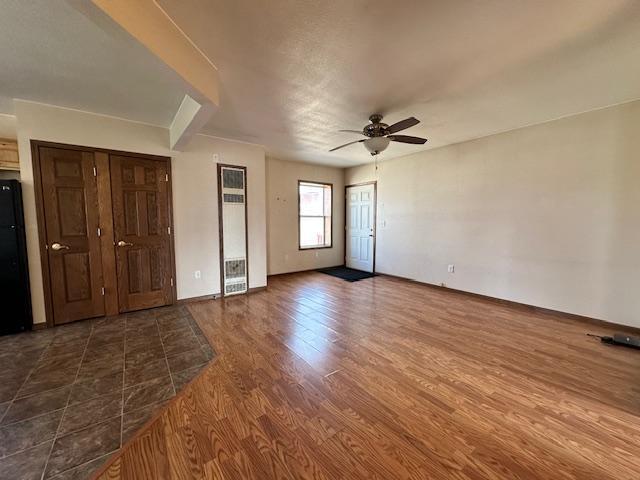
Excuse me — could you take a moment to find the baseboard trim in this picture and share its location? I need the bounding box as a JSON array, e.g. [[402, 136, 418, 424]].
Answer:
[[176, 294, 219, 305], [379, 272, 640, 335], [177, 286, 267, 304], [32, 322, 47, 330], [267, 264, 344, 278]]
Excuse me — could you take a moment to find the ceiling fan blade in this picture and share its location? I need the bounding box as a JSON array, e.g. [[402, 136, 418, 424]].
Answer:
[[387, 135, 427, 145], [329, 139, 365, 152], [338, 129, 364, 135], [386, 117, 420, 134]]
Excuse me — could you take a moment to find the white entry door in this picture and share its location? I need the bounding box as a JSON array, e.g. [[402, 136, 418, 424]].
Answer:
[[346, 183, 375, 272]]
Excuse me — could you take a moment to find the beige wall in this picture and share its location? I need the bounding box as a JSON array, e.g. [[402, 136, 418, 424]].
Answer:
[[346, 100, 640, 328], [266, 157, 344, 275], [14, 100, 267, 325]]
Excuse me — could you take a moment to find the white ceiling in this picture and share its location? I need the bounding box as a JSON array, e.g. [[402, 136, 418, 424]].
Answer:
[[1, 1, 640, 167], [0, 0, 185, 126], [157, 0, 640, 166]]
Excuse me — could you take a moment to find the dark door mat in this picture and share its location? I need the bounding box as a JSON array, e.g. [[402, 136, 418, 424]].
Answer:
[[317, 266, 376, 282]]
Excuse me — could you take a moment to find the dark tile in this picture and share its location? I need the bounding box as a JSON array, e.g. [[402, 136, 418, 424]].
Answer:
[[45, 417, 121, 478], [162, 332, 200, 357], [155, 306, 188, 321], [2, 386, 71, 425], [123, 375, 174, 412], [0, 440, 52, 480], [32, 351, 83, 375], [194, 329, 210, 347], [0, 367, 32, 387], [83, 342, 123, 363], [0, 377, 24, 403], [125, 314, 156, 330], [122, 401, 166, 443], [124, 322, 158, 339], [49, 453, 111, 480], [86, 331, 125, 349], [124, 358, 170, 388], [92, 317, 125, 332], [76, 356, 124, 382], [172, 365, 205, 392], [50, 328, 91, 346], [40, 339, 87, 360], [160, 328, 196, 344], [157, 316, 189, 333], [59, 392, 122, 435], [201, 344, 215, 360], [69, 372, 123, 405], [125, 335, 162, 354], [19, 367, 78, 397], [124, 345, 165, 369], [0, 409, 63, 457], [0, 401, 10, 420], [167, 348, 207, 375]]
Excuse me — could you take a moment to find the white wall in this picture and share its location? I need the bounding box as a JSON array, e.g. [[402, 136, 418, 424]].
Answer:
[[0, 113, 17, 139], [14, 100, 267, 325], [346, 100, 640, 328], [266, 157, 344, 275]]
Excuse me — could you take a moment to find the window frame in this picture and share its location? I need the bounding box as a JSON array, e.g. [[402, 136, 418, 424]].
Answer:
[[298, 180, 333, 250]]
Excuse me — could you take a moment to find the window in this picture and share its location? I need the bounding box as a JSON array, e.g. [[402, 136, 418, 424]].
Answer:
[[298, 181, 332, 249]]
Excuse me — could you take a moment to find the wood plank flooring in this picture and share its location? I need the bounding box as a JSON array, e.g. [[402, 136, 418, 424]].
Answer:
[[95, 272, 640, 479]]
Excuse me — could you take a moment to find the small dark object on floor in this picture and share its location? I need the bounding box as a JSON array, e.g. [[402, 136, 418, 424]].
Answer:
[[587, 333, 640, 350], [317, 266, 375, 282]]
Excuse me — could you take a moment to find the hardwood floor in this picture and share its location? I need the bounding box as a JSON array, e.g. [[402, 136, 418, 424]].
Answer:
[[95, 272, 640, 479]]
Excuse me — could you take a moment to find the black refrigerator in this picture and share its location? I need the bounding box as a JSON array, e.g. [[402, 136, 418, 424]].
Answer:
[[0, 180, 32, 334]]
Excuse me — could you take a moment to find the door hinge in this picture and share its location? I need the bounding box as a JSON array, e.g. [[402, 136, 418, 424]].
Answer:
[[97, 227, 101, 237], [101, 287, 105, 295], [170, 277, 174, 287], [93, 166, 97, 177], [165, 174, 169, 181], [167, 226, 171, 235]]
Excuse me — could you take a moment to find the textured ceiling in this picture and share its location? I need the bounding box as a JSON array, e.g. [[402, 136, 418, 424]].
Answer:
[[0, 0, 185, 126], [157, 0, 640, 166], [1, 1, 639, 166]]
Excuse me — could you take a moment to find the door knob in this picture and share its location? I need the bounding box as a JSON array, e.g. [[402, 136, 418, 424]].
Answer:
[[50, 242, 70, 251], [117, 240, 134, 247]]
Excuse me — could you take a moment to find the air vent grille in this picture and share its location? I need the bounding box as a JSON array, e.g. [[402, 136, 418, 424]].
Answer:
[[225, 282, 247, 294], [222, 169, 244, 189], [225, 259, 246, 279], [223, 193, 244, 203]]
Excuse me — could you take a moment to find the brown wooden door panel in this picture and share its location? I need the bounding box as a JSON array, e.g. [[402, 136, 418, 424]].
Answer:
[[39, 147, 105, 324], [111, 155, 172, 312]]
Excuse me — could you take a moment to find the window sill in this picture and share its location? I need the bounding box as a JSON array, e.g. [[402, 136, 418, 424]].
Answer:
[[299, 245, 333, 251]]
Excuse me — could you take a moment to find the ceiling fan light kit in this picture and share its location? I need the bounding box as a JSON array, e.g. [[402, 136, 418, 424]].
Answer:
[[331, 114, 427, 156]]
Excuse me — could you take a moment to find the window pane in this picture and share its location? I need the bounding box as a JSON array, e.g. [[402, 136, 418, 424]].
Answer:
[[323, 185, 332, 216], [300, 217, 325, 248], [299, 184, 324, 216]]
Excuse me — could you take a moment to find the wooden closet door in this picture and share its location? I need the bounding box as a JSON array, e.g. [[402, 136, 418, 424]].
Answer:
[[39, 147, 105, 324], [110, 155, 173, 312]]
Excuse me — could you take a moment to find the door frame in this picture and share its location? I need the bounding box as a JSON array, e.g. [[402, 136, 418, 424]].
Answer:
[[217, 163, 249, 297], [344, 181, 377, 273], [31, 140, 177, 327]]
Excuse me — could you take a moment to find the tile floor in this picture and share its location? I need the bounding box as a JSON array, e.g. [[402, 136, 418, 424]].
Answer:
[[0, 305, 214, 479]]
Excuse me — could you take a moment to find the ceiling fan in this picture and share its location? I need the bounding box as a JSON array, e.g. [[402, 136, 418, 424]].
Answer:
[[330, 114, 427, 156]]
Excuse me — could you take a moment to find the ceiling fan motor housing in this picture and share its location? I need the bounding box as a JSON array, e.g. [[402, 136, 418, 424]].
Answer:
[[364, 114, 389, 137]]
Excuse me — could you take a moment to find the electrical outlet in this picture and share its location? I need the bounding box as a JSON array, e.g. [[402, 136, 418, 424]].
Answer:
[[448, 264, 455, 273], [194, 270, 201, 279]]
